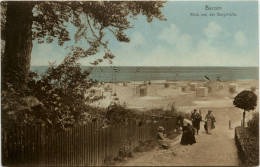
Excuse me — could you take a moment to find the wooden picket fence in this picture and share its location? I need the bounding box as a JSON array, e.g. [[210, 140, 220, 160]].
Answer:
[[2, 124, 45, 166], [2, 116, 176, 166]]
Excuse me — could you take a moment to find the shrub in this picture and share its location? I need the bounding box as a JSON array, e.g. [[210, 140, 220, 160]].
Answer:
[[2, 56, 100, 133], [27, 59, 96, 132], [106, 103, 135, 124], [143, 102, 178, 117], [142, 102, 190, 119], [235, 127, 259, 165], [1, 81, 47, 132], [247, 112, 259, 137]]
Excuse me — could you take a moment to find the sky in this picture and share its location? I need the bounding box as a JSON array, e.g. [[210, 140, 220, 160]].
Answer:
[[31, 1, 259, 67]]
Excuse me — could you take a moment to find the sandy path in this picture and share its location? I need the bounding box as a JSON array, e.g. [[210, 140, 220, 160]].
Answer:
[[120, 108, 242, 166]]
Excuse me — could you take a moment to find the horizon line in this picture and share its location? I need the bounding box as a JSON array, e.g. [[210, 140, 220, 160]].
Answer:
[[31, 65, 259, 68]]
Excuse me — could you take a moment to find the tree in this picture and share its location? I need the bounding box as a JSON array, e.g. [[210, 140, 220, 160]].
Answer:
[[2, 55, 96, 132], [233, 90, 257, 127], [1, 1, 166, 91]]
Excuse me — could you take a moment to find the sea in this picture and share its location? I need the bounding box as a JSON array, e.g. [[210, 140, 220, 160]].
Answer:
[[30, 66, 259, 82]]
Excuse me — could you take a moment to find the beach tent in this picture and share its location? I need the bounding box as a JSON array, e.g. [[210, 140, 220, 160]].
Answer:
[[206, 82, 219, 93], [182, 85, 188, 92], [136, 84, 147, 96], [164, 83, 169, 88], [196, 87, 208, 97], [208, 85, 213, 93], [229, 84, 238, 94], [251, 86, 256, 92], [190, 83, 198, 91], [219, 84, 224, 90], [140, 86, 147, 96], [203, 82, 209, 87], [104, 84, 112, 91], [136, 85, 141, 94], [93, 88, 103, 97]]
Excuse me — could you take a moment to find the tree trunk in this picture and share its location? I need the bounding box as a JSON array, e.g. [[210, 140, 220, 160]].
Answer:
[[243, 110, 246, 127], [2, 2, 34, 91]]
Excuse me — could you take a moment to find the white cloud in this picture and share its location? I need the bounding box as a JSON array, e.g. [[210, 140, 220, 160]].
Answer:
[[31, 22, 256, 67], [111, 31, 148, 66], [129, 22, 255, 66], [130, 31, 145, 46], [158, 24, 180, 45], [235, 31, 247, 47], [158, 24, 192, 49], [204, 21, 223, 40]]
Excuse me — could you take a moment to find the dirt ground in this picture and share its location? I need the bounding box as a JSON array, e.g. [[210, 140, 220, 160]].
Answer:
[[118, 107, 244, 166], [91, 79, 258, 166]]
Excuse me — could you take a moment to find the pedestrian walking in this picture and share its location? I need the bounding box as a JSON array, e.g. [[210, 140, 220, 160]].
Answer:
[[180, 119, 196, 145], [205, 110, 216, 134], [190, 109, 202, 135]]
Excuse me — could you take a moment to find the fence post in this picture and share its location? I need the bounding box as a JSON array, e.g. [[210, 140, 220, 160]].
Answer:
[[39, 123, 45, 166]]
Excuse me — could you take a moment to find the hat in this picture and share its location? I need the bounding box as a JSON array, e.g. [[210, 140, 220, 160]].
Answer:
[[208, 110, 212, 113], [183, 119, 192, 126], [158, 126, 165, 131]]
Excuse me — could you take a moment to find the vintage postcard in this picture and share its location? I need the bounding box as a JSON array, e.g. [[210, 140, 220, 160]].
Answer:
[[1, 0, 259, 166]]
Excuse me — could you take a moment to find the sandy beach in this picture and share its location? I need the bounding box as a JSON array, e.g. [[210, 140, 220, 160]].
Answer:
[[92, 80, 258, 114]]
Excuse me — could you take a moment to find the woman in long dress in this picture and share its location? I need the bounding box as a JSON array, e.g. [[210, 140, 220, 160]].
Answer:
[[180, 119, 196, 145], [205, 110, 216, 134]]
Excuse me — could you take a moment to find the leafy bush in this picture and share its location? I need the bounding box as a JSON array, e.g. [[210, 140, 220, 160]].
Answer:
[[143, 102, 190, 119], [247, 112, 259, 137], [106, 103, 135, 124], [2, 56, 102, 133], [28, 57, 99, 132], [235, 127, 259, 166], [1, 83, 45, 131]]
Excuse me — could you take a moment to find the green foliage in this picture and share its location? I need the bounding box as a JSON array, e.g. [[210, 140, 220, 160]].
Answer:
[[247, 112, 259, 137], [142, 102, 190, 119], [106, 103, 134, 124], [235, 127, 259, 165], [233, 90, 257, 111], [2, 1, 166, 92], [1, 1, 167, 133], [31, 1, 166, 65], [27, 58, 97, 132], [2, 57, 100, 133], [1, 84, 44, 131]]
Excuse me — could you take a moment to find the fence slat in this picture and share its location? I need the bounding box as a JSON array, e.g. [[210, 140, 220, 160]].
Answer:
[[94, 122, 97, 166], [85, 125, 88, 166], [87, 123, 90, 166]]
